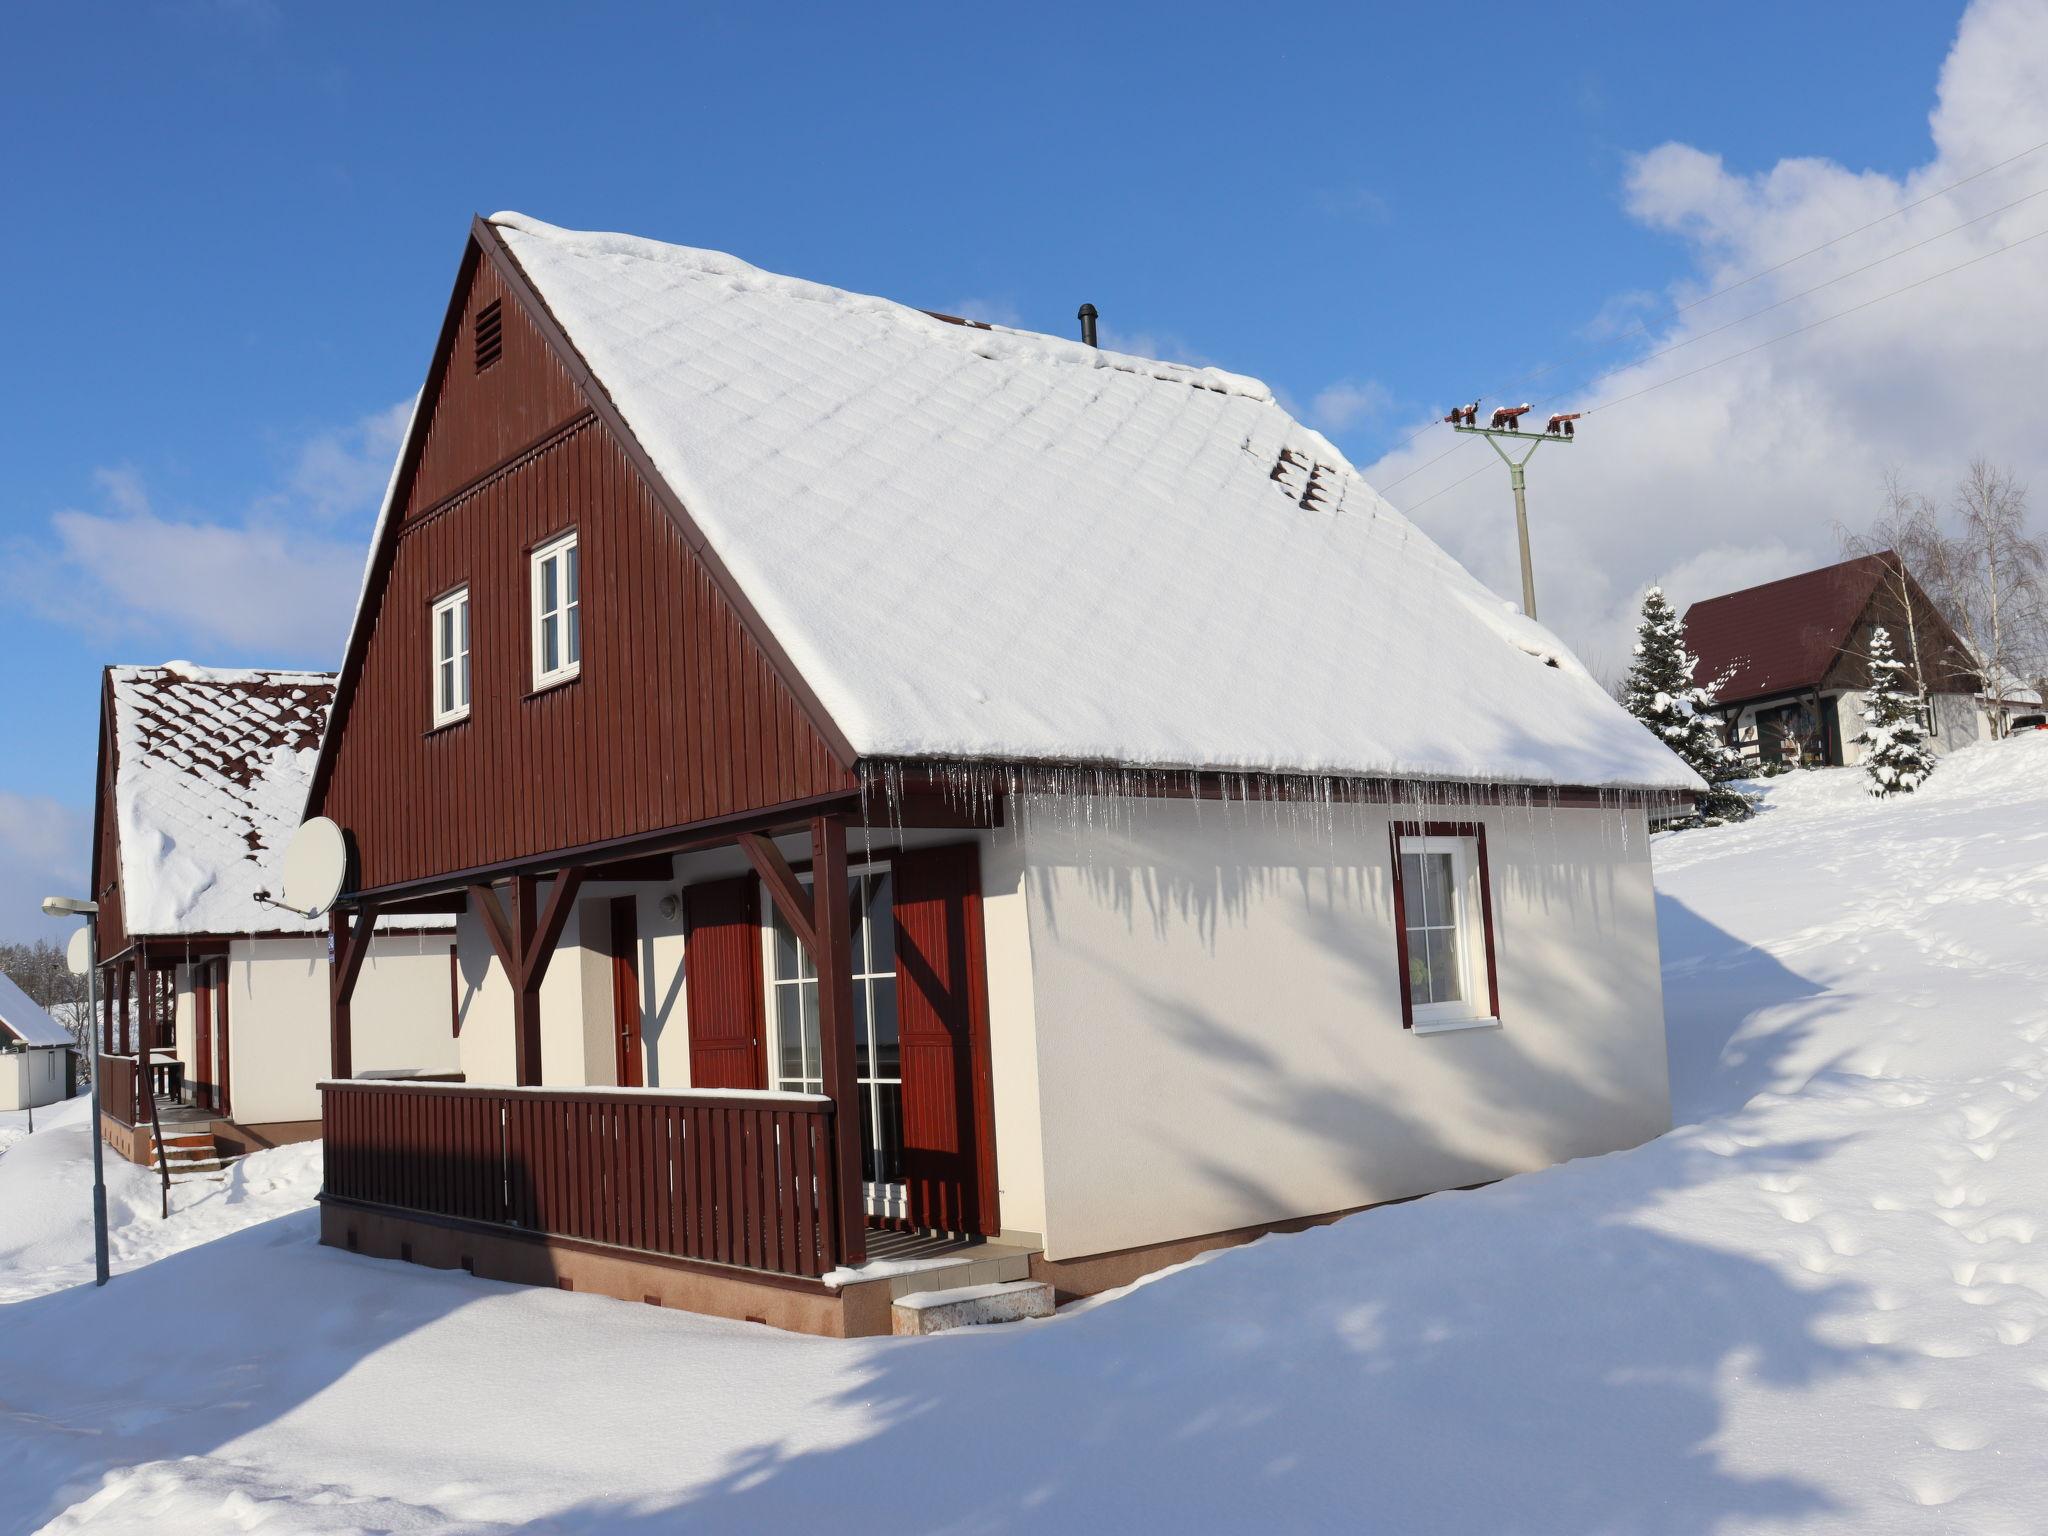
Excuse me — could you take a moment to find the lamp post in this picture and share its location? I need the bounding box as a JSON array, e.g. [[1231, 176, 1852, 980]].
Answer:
[[42, 896, 108, 1288]]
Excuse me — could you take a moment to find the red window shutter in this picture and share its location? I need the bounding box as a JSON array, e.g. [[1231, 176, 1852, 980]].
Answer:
[[682, 876, 766, 1090], [893, 843, 1000, 1236]]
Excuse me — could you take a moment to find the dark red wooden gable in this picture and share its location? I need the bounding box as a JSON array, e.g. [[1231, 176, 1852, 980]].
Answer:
[[892, 843, 1000, 1236], [683, 877, 767, 1090], [311, 228, 859, 893]]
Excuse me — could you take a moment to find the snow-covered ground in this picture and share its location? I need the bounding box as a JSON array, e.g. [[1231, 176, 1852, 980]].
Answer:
[[3, 737, 2046, 1533]]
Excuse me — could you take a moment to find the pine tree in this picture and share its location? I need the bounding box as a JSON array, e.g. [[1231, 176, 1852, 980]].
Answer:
[[1624, 586, 1754, 825], [1853, 625, 1937, 796]]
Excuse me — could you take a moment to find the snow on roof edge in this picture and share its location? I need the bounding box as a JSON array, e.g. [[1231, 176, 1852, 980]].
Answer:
[[0, 972, 75, 1048]]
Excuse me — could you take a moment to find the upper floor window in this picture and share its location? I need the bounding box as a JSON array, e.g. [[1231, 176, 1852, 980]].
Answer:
[[530, 530, 581, 690], [1392, 823, 1499, 1032], [431, 586, 470, 727]]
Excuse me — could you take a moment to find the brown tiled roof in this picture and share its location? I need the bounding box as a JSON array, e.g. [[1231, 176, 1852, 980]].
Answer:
[[1681, 554, 1896, 706]]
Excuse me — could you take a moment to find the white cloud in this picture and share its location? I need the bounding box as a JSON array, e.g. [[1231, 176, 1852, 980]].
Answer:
[[270, 399, 411, 522], [1309, 379, 1394, 433], [17, 401, 407, 661], [0, 792, 89, 944], [1365, 0, 2048, 679], [947, 296, 1023, 329], [1096, 325, 1215, 368]]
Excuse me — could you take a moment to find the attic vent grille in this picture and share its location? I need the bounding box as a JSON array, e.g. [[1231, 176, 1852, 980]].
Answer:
[[474, 300, 504, 372]]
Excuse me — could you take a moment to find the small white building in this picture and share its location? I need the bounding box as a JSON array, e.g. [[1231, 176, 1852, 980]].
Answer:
[[0, 972, 76, 1113], [89, 663, 461, 1162]]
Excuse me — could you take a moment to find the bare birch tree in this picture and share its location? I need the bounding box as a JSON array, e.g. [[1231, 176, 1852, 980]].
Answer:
[[1835, 468, 1963, 715], [1948, 460, 2047, 736]]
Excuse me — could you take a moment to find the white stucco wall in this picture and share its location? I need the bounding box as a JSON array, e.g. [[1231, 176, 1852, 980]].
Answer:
[[1932, 691, 1981, 752], [1016, 797, 1673, 1262], [221, 932, 457, 1126], [0, 1048, 70, 1111]]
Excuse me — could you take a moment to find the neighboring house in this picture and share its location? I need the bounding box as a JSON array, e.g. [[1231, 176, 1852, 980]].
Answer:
[[89, 663, 460, 1166], [1970, 647, 2045, 739], [303, 213, 1701, 1336], [0, 972, 77, 1113], [1683, 552, 1983, 768]]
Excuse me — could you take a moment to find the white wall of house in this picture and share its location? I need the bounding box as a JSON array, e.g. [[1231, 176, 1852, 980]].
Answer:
[[0, 1047, 70, 1111], [1016, 797, 1673, 1263], [205, 932, 458, 1126], [1932, 692, 1981, 753]]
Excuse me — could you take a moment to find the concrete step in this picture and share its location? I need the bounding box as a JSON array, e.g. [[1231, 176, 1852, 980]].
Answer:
[[891, 1280, 1054, 1336]]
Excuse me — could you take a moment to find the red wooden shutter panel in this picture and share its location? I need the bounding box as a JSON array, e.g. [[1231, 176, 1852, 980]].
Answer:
[[893, 843, 1000, 1236], [682, 876, 766, 1090]]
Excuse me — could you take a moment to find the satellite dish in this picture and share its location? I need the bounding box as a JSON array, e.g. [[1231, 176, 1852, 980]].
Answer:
[[66, 927, 91, 978], [282, 817, 350, 917]]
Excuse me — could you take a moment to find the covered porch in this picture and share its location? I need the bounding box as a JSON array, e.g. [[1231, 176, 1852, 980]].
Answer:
[[320, 804, 1025, 1335]]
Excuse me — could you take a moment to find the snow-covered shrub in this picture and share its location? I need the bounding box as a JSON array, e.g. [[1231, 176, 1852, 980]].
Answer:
[[1854, 625, 1937, 796], [1624, 586, 1754, 824]]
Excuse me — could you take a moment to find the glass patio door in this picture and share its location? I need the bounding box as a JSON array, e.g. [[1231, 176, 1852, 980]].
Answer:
[[764, 865, 904, 1218]]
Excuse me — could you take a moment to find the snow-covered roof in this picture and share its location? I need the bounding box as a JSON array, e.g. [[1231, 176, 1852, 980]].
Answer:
[[362, 213, 1700, 793], [108, 663, 340, 936], [0, 972, 74, 1049]]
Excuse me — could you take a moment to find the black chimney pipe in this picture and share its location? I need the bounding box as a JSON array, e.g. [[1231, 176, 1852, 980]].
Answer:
[[1078, 303, 1098, 348]]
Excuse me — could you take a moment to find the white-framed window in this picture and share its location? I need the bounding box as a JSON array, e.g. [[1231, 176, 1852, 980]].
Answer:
[[530, 529, 580, 690], [762, 862, 904, 1217], [430, 586, 471, 727], [1395, 826, 1498, 1032]]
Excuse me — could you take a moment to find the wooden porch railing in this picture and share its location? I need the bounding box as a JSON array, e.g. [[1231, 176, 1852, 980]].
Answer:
[[99, 1054, 139, 1127], [320, 1081, 845, 1280]]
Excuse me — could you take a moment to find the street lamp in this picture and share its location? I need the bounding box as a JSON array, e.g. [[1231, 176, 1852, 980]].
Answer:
[[42, 895, 108, 1288]]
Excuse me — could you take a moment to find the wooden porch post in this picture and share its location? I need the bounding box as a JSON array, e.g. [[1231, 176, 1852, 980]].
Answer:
[[100, 967, 114, 1055], [329, 902, 381, 1081], [811, 814, 866, 1268], [511, 874, 541, 1086], [134, 948, 155, 1121], [470, 870, 585, 1088], [116, 961, 131, 1056]]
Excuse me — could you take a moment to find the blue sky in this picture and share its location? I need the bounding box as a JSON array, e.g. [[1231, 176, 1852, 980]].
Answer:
[[0, 1, 2011, 937]]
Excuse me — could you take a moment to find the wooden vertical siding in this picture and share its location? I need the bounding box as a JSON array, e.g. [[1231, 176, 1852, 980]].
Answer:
[[315, 252, 856, 893], [89, 685, 129, 962], [321, 1080, 841, 1279]]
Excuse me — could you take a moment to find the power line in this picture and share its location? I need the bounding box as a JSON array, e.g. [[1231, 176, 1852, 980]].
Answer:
[[1670, 135, 2048, 314], [1390, 221, 2048, 517], [1372, 136, 2048, 463], [1585, 223, 2048, 415], [1563, 183, 2048, 404]]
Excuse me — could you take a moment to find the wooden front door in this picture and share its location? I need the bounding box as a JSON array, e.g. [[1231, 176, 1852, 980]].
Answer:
[[609, 895, 644, 1087], [893, 843, 1000, 1236], [682, 877, 766, 1089]]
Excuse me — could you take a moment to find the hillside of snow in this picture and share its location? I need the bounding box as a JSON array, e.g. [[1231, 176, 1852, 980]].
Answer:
[[2, 736, 2046, 1533]]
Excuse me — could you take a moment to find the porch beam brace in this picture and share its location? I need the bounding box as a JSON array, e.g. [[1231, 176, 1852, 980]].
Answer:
[[328, 900, 381, 1081], [736, 833, 817, 954], [467, 884, 519, 978], [810, 814, 865, 1268], [522, 867, 587, 990]]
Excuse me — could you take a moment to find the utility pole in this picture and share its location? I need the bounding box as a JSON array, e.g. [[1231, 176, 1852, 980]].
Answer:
[[1452, 422, 1574, 621]]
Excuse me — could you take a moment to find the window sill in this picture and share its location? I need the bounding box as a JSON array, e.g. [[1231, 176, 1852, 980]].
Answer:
[[526, 667, 582, 699], [425, 711, 471, 736], [1410, 1015, 1502, 1036]]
